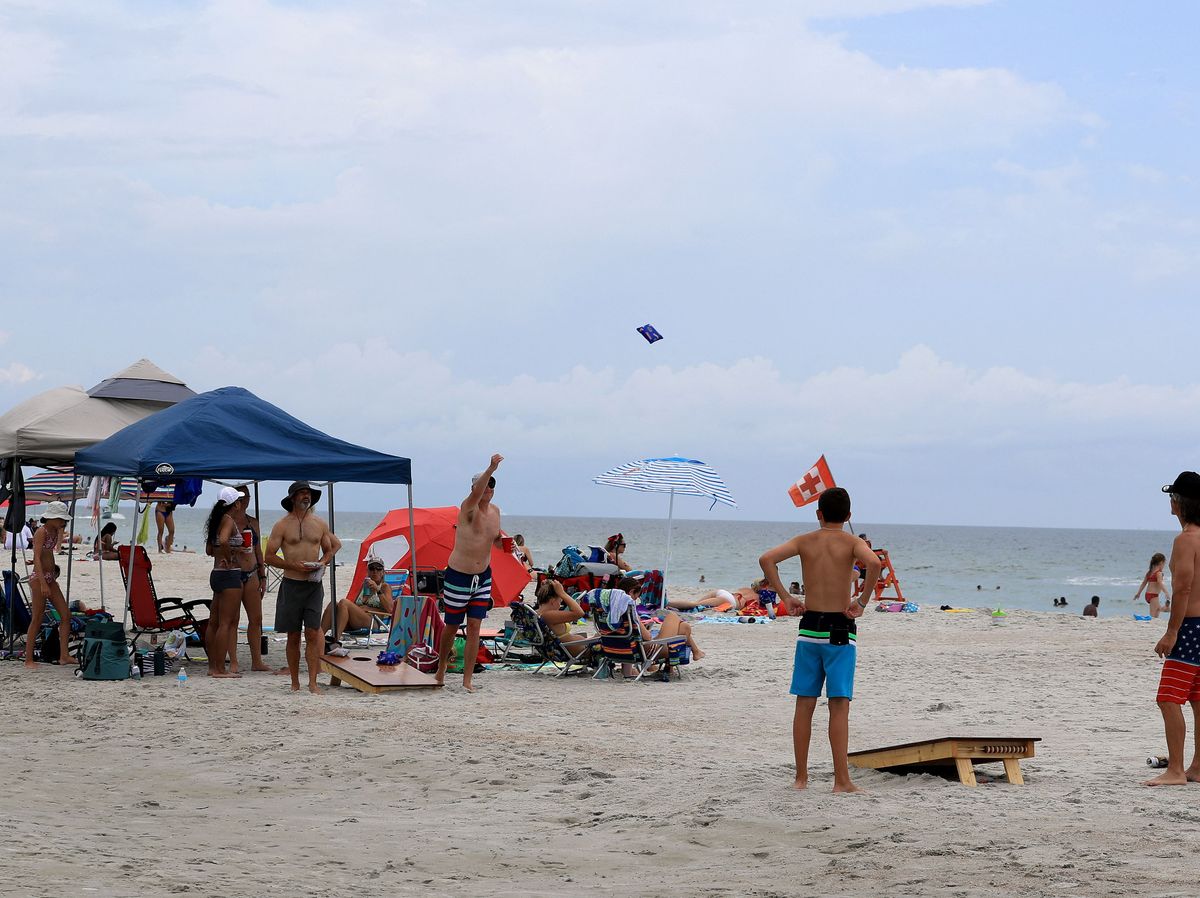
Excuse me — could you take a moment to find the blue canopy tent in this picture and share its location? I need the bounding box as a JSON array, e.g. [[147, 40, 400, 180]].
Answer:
[[74, 386, 416, 638]]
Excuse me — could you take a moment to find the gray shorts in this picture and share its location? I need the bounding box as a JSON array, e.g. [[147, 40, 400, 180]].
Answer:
[[275, 579, 325, 633]]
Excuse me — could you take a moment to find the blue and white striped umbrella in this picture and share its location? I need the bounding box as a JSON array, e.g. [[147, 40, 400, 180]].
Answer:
[[593, 456, 737, 509], [594, 457, 736, 604]]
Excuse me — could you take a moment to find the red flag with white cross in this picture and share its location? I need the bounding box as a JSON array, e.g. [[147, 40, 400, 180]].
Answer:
[[788, 455, 836, 507]]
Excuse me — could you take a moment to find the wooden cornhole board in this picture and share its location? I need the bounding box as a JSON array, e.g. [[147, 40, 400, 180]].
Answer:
[[849, 736, 1040, 787], [321, 654, 441, 693]]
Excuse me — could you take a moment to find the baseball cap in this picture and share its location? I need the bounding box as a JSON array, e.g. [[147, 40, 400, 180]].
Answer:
[[218, 486, 242, 504], [1162, 472, 1200, 499], [471, 473, 496, 489]]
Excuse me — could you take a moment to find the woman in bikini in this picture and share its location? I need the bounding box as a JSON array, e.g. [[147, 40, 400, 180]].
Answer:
[[205, 487, 248, 678], [226, 484, 270, 673], [604, 533, 632, 572], [1134, 552, 1170, 619], [534, 578, 593, 656], [320, 556, 396, 647], [155, 501, 176, 553], [512, 534, 534, 572], [24, 502, 74, 667]]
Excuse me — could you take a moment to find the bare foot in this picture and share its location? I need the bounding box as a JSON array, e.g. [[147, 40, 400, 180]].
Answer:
[[251, 663, 272, 672], [308, 684, 324, 695], [435, 674, 445, 686], [207, 671, 242, 678], [691, 649, 706, 660], [463, 682, 481, 693], [1144, 771, 1189, 786], [290, 683, 300, 692], [832, 781, 862, 794], [273, 666, 291, 675], [23, 659, 37, 669], [793, 778, 808, 791]]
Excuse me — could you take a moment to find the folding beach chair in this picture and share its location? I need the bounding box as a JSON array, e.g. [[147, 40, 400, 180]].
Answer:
[[117, 546, 210, 648], [587, 588, 686, 683], [338, 570, 408, 647], [1, 570, 35, 652], [499, 601, 599, 676]]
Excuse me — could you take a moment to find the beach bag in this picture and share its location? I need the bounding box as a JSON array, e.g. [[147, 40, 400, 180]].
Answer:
[[554, 546, 587, 578], [78, 620, 130, 681]]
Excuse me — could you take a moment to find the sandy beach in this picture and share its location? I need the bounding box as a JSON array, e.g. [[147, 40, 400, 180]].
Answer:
[[1, 550, 1194, 897]]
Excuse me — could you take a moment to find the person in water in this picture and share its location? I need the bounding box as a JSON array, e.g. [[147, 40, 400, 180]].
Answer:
[[1135, 552, 1170, 619]]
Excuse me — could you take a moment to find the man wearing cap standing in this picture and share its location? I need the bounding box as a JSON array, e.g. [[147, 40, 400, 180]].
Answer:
[[265, 481, 342, 694], [1147, 472, 1200, 785], [436, 454, 503, 692], [24, 501, 73, 667]]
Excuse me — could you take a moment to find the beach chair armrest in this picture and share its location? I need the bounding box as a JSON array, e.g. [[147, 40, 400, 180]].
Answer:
[[644, 635, 687, 646]]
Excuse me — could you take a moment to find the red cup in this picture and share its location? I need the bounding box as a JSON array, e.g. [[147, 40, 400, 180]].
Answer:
[[501, 536, 515, 553]]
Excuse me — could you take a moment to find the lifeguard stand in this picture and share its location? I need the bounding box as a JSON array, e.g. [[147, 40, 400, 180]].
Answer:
[[872, 549, 904, 601], [856, 548, 905, 602]]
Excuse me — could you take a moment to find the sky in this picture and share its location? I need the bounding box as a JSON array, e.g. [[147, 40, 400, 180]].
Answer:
[[0, 0, 1196, 529]]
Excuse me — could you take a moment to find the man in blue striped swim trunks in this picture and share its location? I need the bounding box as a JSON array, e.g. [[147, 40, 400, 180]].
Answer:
[[436, 454, 504, 692], [760, 487, 881, 793]]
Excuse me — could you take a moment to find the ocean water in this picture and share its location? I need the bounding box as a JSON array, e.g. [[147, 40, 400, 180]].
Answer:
[[148, 508, 1176, 615]]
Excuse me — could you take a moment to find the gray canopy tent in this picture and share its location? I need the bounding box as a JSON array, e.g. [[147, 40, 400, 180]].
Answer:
[[0, 361, 194, 658]]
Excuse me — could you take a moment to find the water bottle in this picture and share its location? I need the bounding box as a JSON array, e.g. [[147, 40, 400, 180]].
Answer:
[[177, 663, 188, 686], [131, 650, 142, 680]]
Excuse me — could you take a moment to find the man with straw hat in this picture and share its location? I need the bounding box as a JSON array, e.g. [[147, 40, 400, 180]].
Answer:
[[24, 501, 74, 667], [265, 481, 341, 694]]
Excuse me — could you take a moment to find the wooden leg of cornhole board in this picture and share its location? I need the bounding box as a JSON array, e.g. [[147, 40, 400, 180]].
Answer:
[[954, 758, 977, 787], [1002, 758, 1024, 785]]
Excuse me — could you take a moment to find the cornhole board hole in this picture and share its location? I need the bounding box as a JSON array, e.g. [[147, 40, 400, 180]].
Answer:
[[321, 654, 441, 693], [849, 737, 1041, 787]]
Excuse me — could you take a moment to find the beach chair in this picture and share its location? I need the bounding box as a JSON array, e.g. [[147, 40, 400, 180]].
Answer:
[[1, 570, 35, 652], [116, 546, 210, 648], [339, 569, 407, 647], [587, 588, 686, 683], [499, 601, 599, 676]]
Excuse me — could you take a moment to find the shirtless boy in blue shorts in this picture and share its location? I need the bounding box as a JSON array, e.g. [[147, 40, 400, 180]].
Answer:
[[760, 487, 881, 792], [436, 454, 504, 692]]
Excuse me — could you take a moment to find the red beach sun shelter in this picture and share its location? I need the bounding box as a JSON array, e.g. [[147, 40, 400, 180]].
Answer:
[[346, 506, 530, 607]]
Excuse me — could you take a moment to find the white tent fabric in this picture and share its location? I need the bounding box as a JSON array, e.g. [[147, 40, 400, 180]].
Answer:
[[0, 386, 160, 467]]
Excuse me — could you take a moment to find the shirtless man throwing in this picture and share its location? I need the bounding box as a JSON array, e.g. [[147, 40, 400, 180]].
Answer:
[[1146, 472, 1200, 786], [759, 487, 880, 793], [25, 502, 73, 667], [436, 454, 503, 692], [265, 481, 341, 694]]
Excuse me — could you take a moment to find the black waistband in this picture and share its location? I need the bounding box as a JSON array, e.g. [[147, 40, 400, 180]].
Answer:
[[799, 610, 857, 634]]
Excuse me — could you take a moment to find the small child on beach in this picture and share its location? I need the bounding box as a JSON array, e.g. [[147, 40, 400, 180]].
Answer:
[[760, 487, 881, 793]]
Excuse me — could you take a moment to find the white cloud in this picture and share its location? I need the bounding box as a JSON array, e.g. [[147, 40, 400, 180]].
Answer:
[[0, 363, 37, 385]]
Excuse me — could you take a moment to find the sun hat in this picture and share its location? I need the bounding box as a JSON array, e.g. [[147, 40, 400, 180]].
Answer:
[[41, 501, 70, 522], [366, 554, 385, 570], [218, 486, 242, 505], [281, 480, 321, 511], [471, 473, 496, 489], [1163, 472, 1200, 500]]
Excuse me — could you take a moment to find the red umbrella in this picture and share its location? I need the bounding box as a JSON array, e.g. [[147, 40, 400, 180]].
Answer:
[[345, 506, 530, 607]]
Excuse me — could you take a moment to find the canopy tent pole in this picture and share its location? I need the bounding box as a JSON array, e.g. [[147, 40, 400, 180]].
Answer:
[[407, 483, 417, 593], [121, 493, 141, 629], [328, 481, 337, 642], [64, 472, 79, 603], [3, 457, 21, 660], [662, 488, 675, 609]]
